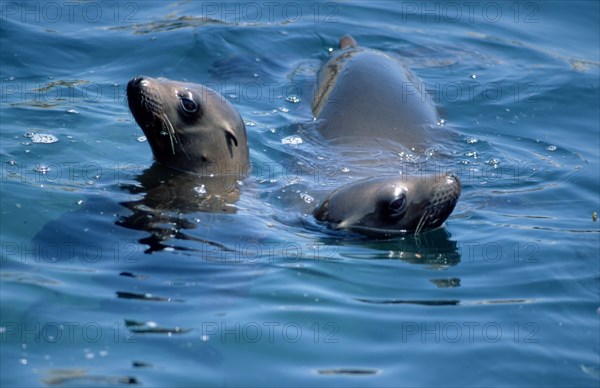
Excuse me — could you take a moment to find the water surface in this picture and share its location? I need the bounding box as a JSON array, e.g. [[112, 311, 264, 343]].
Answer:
[[1, 1, 599, 387]]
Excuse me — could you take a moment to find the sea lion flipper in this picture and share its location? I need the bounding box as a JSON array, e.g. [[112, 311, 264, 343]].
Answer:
[[339, 35, 357, 49]]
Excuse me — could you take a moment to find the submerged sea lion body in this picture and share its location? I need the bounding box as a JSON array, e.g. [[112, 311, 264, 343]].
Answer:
[[313, 35, 438, 151], [311, 36, 460, 235]]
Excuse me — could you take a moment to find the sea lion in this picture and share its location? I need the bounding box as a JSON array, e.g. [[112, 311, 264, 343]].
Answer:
[[127, 76, 249, 176], [311, 35, 461, 235], [125, 76, 250, 250], [312, 35, 438, 150], [313, 174, 461, 235]]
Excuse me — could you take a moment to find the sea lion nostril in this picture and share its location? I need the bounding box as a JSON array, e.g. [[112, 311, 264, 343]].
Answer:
[[448, 174, 461, 187], [128, 76, 152, 91], [127, 76, 147, 96]]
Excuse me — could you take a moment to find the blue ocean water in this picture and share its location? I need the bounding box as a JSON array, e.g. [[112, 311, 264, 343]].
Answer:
[[1, 1, 599, 387]]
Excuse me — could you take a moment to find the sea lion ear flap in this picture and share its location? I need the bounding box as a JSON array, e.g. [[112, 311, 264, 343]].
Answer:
[[224, 127, 238, 147], [224, 127, 239, 157]]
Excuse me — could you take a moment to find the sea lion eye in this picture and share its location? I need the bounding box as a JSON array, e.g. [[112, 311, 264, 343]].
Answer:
[[177, 90, 198, 113], [389, 196, 406, 214], [179, 97, 197, 113]]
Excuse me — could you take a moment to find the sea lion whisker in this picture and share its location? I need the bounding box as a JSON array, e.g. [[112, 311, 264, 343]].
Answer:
[[161, 113, 192, 160], [414, 209, 430, 235], [160, 116, 176, 155], [160, 113, 180, 155]]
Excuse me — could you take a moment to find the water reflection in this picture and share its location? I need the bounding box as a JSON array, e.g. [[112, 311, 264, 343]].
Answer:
[[117, 163, 243, 254], [317, 227, 461, 268]]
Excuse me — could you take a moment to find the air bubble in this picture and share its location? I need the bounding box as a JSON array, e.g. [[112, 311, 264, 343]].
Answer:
[[285, 95, 301, 103], [281, 135, 303, 145]]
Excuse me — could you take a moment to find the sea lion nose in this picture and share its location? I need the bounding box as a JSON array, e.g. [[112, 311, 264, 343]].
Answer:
[[447, 173, 459, 182], [127, 76, 155, 99], [446, 173, 461, 202], [128, 76, 145, 89], [442, 173, 459, 187]]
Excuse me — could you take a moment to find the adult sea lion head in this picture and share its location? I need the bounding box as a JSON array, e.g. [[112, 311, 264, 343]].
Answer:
[[127, 76, 249, 175], [313, 174, 461, 236]]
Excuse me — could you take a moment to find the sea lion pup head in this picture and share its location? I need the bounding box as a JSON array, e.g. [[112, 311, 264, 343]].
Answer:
[[127, 76, 249, 176], [314, 174, 461, 236]]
